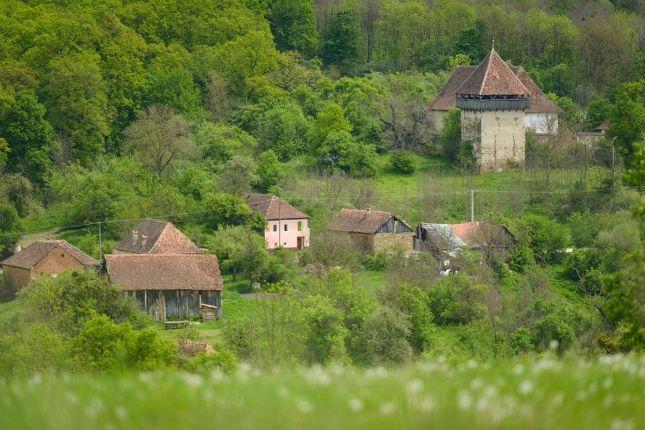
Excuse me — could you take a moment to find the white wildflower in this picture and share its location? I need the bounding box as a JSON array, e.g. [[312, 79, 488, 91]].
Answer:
[[276, 385, 289, 398], [181, 373, 203, 388], [85, 398, 103, 418], [379, 401, 396, 416], [407, 379, 423, 394], [114, 406, 128, 421], [518, 380, 534, 395], [602, 395, 614, 408], [548, 340, 559, 351], [611, 419, 635, 430], [470, 378, 483, 391], [348, 398, 363, 412], [297, 400, 313, 414], [457, 390, 473, 411], [66, 392, 78, 405], [513, 364, 524, 375], [466, 359, 478, 369]]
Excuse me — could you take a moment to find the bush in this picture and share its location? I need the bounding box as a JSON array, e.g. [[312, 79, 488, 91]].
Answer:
[[517, 214, 569, 264], [508, 244, 536, 273], [427, 275, 489, 325], [20, 271, 144, 335], [390, 151, 416, 174], [359, 306, 412, 365], [363, 251, 389, 271]]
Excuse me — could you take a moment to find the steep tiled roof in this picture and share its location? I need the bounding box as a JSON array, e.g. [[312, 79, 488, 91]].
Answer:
[[105, 254, 223, 291], [113, 219, 203, 254], [514, 67, 561, 113], [430, 66, 476, 110], [246, 194, 309, 220], [430, 66, 558, 113], [456, 48, 529, 97], [1, 240, 98, 269], [327, 209, 410, 234]]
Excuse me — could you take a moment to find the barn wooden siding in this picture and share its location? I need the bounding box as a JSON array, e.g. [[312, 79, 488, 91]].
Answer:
[[127, 290, 221, 320]]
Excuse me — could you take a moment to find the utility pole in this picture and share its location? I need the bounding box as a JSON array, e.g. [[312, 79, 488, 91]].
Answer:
[[611, 137, 616, 189], [470, 189, 475, 223], [98, 221, 103, 260]]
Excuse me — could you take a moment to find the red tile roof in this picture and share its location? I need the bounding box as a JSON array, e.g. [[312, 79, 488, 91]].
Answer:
[[456, 48, 529, 97], [430, 65, 559, 113], [105, 254, 223, 291], [114, 219, 203, 254], [1, 240, 98, 269], [326, 208, 411, 234], [246, 194, 309, 220]]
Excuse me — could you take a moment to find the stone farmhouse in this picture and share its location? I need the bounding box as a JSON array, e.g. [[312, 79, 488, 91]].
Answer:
[[326, 208, 414, 254], [429, 48, 560, 171], [1, 240, 99, 293], [246, 193, 310, 250], [105, 219, 222, 320]]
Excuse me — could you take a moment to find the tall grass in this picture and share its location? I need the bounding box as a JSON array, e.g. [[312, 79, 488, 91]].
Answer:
[[2, 355, 642, 430]]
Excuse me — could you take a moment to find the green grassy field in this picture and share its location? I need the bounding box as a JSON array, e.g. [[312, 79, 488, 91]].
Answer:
[[1, 355, 642, 430]]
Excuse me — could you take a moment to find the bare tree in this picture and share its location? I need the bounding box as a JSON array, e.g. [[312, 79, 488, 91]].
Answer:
[[125, 106, 195, 176]]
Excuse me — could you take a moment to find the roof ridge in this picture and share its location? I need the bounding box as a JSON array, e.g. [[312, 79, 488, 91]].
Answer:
[[479, 49, 493, 95]]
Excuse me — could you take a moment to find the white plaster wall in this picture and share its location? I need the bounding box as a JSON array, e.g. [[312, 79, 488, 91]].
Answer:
[[525, 113, 558, 135], [461, 110, 526, 171], [264, 218, 310, 249]]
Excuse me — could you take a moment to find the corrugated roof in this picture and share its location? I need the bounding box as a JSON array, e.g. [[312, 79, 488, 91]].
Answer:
[[1, 240, 99, 269], [113, 219, 203, 254], [327, 209, 410, 234], [246, 194, 309, 220], [456, 48, 529, 97], [419, 222, 515, 249], [105, 254, 223, 291]]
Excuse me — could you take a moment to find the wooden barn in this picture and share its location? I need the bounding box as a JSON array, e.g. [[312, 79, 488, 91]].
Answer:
[[105, 254, 223, 320], [1, 240, 99, 293], [326, 208, 414, 254]]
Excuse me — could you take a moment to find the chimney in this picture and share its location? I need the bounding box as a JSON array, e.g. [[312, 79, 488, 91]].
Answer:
[[132, 230, 139, 246], [141, 235, 148, 248]]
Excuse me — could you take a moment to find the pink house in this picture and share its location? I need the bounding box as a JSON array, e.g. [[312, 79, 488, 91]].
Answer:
[[246, 194, 310, 250]]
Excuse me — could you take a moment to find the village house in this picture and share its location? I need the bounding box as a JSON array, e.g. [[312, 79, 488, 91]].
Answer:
[[105, 254, 223, 320], [246, 193, 310, 250], [1, 240, 99, 293], [326, 208, 414, 254], [113, 219, 204, 254], [414, 221, 516, 265], [429, 48, 561, 171], [105, 219, 223, 320]]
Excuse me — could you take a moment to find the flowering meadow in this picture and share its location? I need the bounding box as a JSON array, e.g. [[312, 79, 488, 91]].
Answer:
[[2, 355, 643, 430]]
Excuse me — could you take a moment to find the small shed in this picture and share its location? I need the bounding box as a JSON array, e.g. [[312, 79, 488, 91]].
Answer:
[[1, 240, 99, 293], [105, 254, 223, 320], [326, 208, 414, 254]]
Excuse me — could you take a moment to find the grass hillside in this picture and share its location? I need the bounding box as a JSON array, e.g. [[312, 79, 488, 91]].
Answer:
[[2, 355, 642, 430]]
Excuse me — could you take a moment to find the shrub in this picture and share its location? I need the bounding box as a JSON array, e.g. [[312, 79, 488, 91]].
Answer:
[[390, 151, 416, 174], [359, 306, 412, 365], [302, 295, 349, 365], [509, 244, 536, 273], [363, 251, 389, 271], [427, 275, 489, 325], [20, 271, 144, 335], [518, 214, 569, 264]]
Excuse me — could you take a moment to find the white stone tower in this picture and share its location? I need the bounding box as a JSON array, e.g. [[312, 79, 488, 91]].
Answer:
[[455, 48, 531, 171]]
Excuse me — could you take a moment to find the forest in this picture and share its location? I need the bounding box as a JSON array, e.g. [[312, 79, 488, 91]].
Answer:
[[0, 0, 643, 427]]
